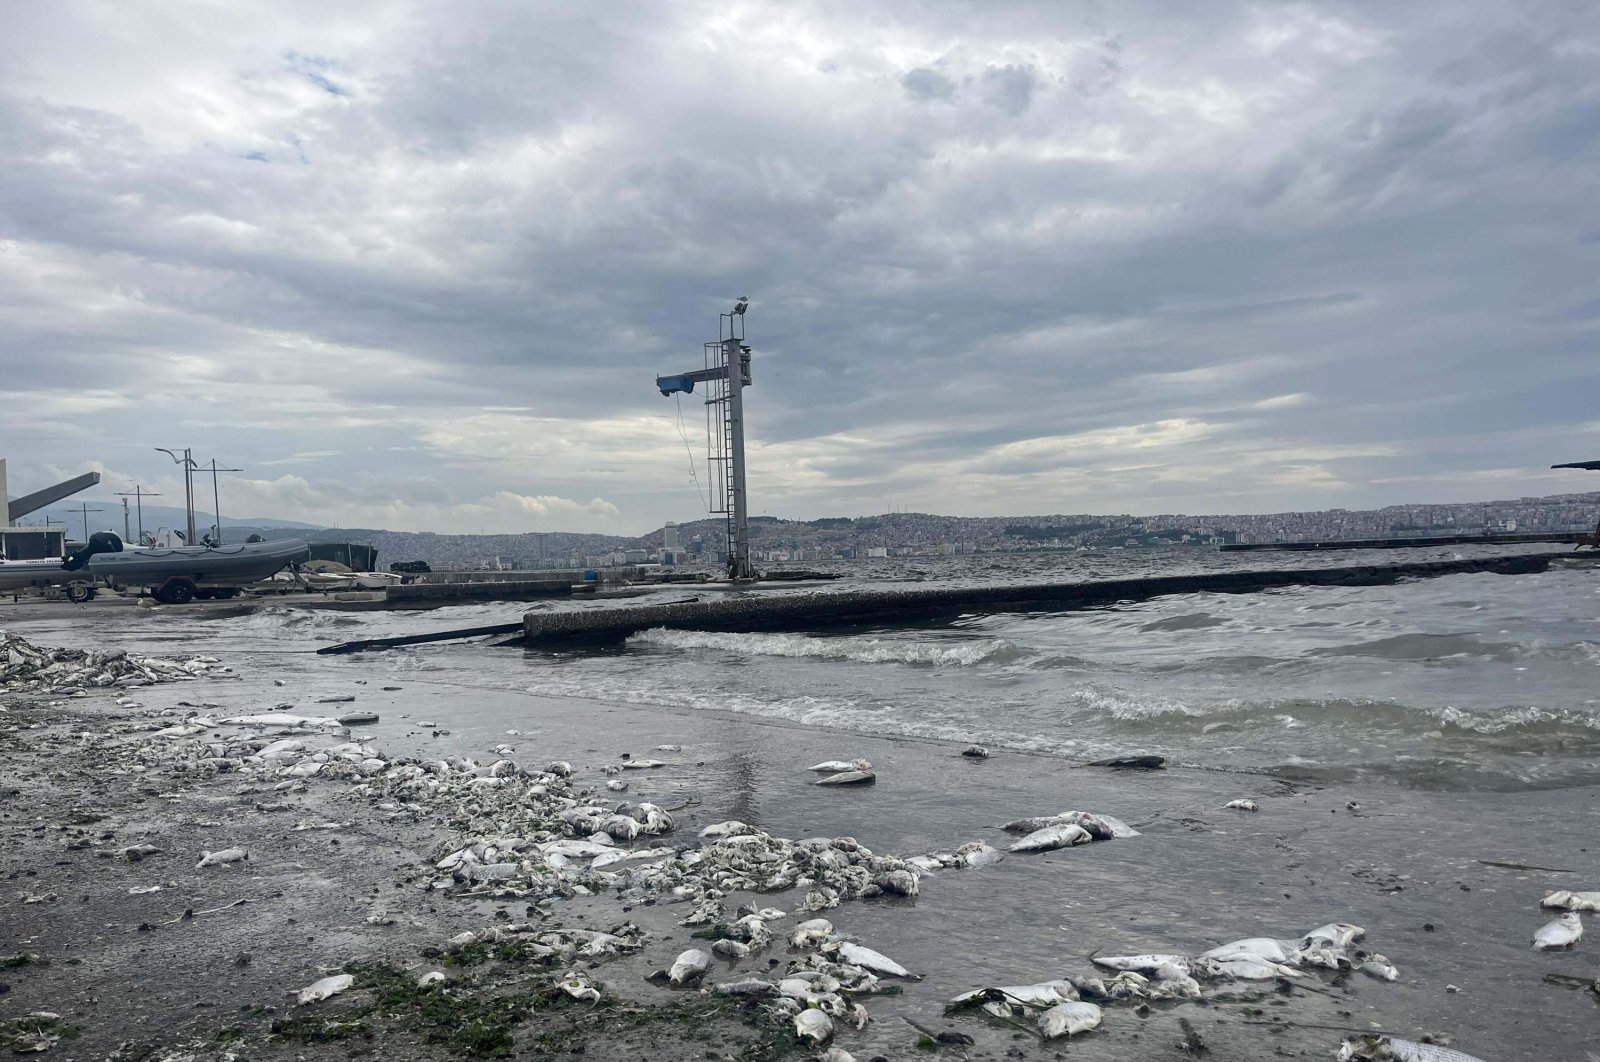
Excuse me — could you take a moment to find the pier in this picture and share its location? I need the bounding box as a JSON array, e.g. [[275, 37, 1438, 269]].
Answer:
[[518, 552, 1560, 646]]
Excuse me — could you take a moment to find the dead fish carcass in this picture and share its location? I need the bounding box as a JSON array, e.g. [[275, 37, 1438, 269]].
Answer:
[[1091, 954, 1190, 975], [669, 948, 711, 984], [808, 758, 870, 772], [793, 1007, 834, 1044], [1037, 999, 1103, 1038], [295, 973, 354, 1005], [1223, 799, 1259, 812], [1533, 911, 1583, 950], [817, 770, 875, 786], [1541, 889, 1600, 912], [1008, 823, 1091, 853], [826, 940, 913, 978], [790, 918, 836, 948], [196, 847, 247, 868], [1339, 1035, 1488, 1062], [622, 758, 668, 769], [1199, 937, 1298, 964]]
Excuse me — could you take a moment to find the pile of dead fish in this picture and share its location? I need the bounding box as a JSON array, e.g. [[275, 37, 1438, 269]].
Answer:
[[808, 758, 875, 786], [947, 921, 1395, 1041], [669, 911, 918, 1053], [1, 629, 230, 697], [998, 809, 1141, 851], [1338, 1034, 1487, 1062], [1533, 888, 1598, 950]]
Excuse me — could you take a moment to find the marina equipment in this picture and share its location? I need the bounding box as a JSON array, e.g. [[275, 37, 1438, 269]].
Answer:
[[155, 447, 199, 543], [655, 298, 755, 580], [198, 459, 242, 543], [2, 459, 101, 525], [115, 485, 162, 542]]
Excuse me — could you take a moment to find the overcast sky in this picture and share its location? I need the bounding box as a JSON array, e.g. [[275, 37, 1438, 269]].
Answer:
[[3, 1, 1597, 534]]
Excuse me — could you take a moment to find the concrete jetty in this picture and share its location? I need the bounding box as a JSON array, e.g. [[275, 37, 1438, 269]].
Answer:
[[521, 552, 1559, 645]]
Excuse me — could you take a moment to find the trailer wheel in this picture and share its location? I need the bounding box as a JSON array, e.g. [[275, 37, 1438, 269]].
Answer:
[[214, 587, 241, 600], [161, 579, 197, 605], [66, 583, 95, 604], [147, 585, 168, 604]]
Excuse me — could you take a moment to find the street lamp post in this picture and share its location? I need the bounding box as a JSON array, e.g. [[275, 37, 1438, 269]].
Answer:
[[155, 448, 197, 543]]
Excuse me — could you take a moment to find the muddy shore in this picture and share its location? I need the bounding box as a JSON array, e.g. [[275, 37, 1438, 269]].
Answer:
[[3, 617, 1598, 1062]]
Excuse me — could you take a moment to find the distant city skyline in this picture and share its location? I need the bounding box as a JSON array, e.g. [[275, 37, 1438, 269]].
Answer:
[[3, 2, 1597, 532]]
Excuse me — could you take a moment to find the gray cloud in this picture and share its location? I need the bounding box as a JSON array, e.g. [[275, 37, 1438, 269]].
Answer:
[[1, 1, 1597, 534]]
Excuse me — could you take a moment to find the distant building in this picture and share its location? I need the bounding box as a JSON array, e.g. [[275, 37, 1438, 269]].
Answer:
[[623, 548, 649, 564], [663, 522, 679, 550]]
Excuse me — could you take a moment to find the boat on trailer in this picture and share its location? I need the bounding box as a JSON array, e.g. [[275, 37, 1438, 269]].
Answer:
[[66, 533, 311, 603]]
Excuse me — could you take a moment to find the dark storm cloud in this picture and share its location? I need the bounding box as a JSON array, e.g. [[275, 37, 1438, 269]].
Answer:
[[0, 0, 1597, 532]]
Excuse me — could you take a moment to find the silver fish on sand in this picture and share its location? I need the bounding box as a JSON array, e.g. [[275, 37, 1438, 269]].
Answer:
[[808, 758, 870, 772], [1338, 1035, 1487, 1062], [817, 770, 875, 786], [1037, 999, 1102, 1038], [669, 948, 711, 984], [793, 1008, 834, 1044], [295, 974, 353, 1005], [1532, 911, 1582, 950], [1223, 799, 1259, 812], [1541, 889, 1600, 912], [1008, 823, 1091, 852], [829, 940, 912, 978], [196, 847, 247, 868]]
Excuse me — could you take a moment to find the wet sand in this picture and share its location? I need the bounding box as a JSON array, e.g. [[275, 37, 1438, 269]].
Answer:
[[3, 611, 1598, 1061]]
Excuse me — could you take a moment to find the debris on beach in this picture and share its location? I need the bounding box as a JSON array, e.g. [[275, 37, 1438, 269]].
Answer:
[[1224, 799, 1260, 812], [1338, 1034, 1488, 1062], [668, 948, 711, 985], [961, 746, 989, 759], [1083, 755, 1165, 769], [1532, 911, 1582, 950]]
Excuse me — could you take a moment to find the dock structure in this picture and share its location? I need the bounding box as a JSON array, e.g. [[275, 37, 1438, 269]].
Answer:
[[521, 552, 1559, 645]]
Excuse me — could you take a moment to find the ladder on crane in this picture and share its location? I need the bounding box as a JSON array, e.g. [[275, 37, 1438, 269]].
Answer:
[[655, 298, 755, 580]]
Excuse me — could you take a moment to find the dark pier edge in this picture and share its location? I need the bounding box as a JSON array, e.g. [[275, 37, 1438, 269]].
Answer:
[[517, 552, 1565, 647]]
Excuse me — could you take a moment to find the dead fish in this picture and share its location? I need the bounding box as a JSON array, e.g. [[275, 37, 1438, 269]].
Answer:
[[701, 820, 760, 838], [961, 746, 990, 759], [1091, 954, 1190, 975], [957, 842, 1005, 867], [1339, 1035, 1488, 1062], [712, 939, 751, 959], [1037, 999, 1102, 1038], [793, 1008, 834, 1044], [622, 758, 668, 769], [655, 744, 683, 751], [560, 975, 601, 1003], [120, 843, 162, 861], [1200, 938, 1298, 964], [196, 847, 247, 868], [1209, 955, 1303, 980], [876, 869, 919, 896], [295, 973, 354, 1005], [716, 979, 778, 997], [1541, 890, 1600, 912], [1223, 799, 1259, 812], [818, 1049, 857, 1062], [1303, 922, 1365, 948], [817, 770, 875, 786], [1008, 823, 1091, 853], [790, 918, 836, 948], [605, 779, 628, 791], [669, 948, 711, 984], [951, 981, 1076, 1007], [807, 759, 871, 772], [1533, 911, 1583, 950], [415, 971, 446, 989], [1359, 954, 1399, 981], [830, 941, 912, 978]]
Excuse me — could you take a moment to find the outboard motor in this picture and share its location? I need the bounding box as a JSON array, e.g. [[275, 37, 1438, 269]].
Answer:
[[63, 531, 124, 571]]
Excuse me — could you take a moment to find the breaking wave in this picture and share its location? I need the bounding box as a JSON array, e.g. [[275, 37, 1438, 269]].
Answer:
[[627, 628, 1022, 667]]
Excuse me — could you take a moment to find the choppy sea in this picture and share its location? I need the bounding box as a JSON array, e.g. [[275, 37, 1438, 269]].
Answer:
[[17, 544, 1600, 793]]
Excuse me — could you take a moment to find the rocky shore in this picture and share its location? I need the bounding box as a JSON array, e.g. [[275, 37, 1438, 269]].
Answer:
[[3, 624, 1598, 1061]]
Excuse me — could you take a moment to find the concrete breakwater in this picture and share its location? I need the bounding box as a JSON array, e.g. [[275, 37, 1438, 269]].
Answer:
[[521, 552, 1559, 644]]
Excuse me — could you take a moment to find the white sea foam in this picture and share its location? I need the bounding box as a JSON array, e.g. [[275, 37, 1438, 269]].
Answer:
[[628, 628, 1018, 667]]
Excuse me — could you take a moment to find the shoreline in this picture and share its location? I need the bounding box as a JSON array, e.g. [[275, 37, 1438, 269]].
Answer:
[[3, 623, 1598, 1061]]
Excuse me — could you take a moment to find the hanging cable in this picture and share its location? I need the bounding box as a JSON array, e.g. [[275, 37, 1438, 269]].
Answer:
[[675, 392, 711, 513]]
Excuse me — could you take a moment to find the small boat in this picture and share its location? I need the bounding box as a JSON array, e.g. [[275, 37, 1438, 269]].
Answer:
[[65, 532, 311, 603], [0, 557, 92, 596]]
